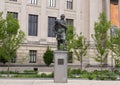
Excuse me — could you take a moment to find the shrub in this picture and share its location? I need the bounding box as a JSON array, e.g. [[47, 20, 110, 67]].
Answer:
[[47, 72, 54, 78], [93, 70, 98, 74], [80, 73, 88, 78], [67, 68, 71, 77], [51, 72, 54, 77], [40, 73, 47, 78], [0, 71, 16, 74], [24, 70, 37, 74], [43, 46, 54, 66], [88, 76, 94, 80], [100, 77, 105, 80], [13, 74, 40, 78], [115, 61, 120, 68], [114, 70, 119, 75], [81, 70, 88, 74], [102, 70, 109, 73], [71, 69, 81, 75], [109, 72, 117, 80], [71, 69, 77, 75], [111, 76, 116, 80], [98, 74, 108, 80]]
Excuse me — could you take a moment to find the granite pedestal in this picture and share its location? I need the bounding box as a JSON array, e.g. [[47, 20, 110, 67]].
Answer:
[[54, 51, 67, 83]]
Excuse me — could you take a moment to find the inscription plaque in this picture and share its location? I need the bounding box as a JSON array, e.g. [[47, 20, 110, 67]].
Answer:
[[58, 59, 64, 65]]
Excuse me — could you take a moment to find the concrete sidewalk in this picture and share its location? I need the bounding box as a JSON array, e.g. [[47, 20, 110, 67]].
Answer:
[[0, 79, 120, 85]]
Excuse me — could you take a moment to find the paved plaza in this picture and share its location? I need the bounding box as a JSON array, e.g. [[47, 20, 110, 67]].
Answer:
[[0, 79, 120, 85]]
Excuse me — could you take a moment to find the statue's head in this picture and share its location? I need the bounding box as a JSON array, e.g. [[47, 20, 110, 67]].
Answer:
[[60, 14, 65, 20]]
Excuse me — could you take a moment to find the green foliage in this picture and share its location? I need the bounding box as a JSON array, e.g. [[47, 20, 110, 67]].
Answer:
[[67, 68, 118, 80], [66, 26, 74, 63], [43, 46, 54, 66], [0, 12, 25, 63], [66, 25, 75, 52], [13, 74, 40, 78], [40, 73, 48, 78], [66, 26, 88, 70], [88, 73, 95, 80], [0, 70, 118, 80], [115, 57, 120, 68], [71, 33, 88, 70], [71, 69, 81, 75], [109, 27, 120, 67], [47, 72, 54, 78], [67, 68, 71, 77], [96, 70, 117, 80], [24, 70, 38, 74], [0, 12, 6, 39], [109, 72, 117, 80], [40, 72, 54, 78], [72, 33, 88, 59], [0, 71, 16, 74], [0, 53, 8, 64], [92, 12, 111, 66]]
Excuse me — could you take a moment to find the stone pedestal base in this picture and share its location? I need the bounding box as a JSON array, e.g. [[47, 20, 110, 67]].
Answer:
[[54, 51, 67, 83]]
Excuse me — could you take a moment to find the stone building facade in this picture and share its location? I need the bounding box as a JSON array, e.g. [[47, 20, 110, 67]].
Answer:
[[0, 0, 118, 68]]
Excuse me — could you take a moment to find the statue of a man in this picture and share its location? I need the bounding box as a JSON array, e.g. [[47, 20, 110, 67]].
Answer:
[[54, 14, 67, 50]]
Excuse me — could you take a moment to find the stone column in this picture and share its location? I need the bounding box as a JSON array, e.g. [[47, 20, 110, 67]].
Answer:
[[54, 51, 67, 83], [59, 0, 65, 17], [40, 0, 47, 40], [21, 0, 27, 34], [105, 0, 110, 65], [105, 0, 110, 21], [89, 0, 103, 43], [0, 0, 5, 18]]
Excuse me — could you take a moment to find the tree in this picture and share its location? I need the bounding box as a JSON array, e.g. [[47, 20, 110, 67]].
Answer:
[[66, 25, 75, 63], [92, 12, 111, 71], [43, 46, 54, 66], [72, 33, 88, 70], [66, 26, 88, 70], [0, 12, 25, 76], [66, 25, 75, 52], [110, 27, 120, 67]]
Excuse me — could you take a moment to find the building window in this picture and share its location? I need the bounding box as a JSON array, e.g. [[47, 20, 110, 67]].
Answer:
[[66, 19, 74, 26], [7, 12, 18, 19], [11, 57, 16, 63], [29, 50, 37, 63], [28, 0, 38, 5], [68, 52, 73, 63], [67, 0, 73, 9], [28, 14, 38, 36], [48, 0, 56, 7], [9, 0, 17, 1], [48, 16, 56, 37]]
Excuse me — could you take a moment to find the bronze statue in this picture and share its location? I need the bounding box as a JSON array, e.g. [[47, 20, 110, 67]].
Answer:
[[54, 14, 67, 50]]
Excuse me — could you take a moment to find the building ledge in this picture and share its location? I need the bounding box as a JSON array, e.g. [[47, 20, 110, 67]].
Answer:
[[27, 4, 41, 8], [5, 0, 21, 5]]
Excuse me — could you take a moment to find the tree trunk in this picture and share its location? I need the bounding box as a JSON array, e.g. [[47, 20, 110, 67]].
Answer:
[[111, 51, 113, 72], [80, 56, 82, 71], [7, 62, 10, 77], [101, 56, 102, 71], [101, 56, 102, 77]]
